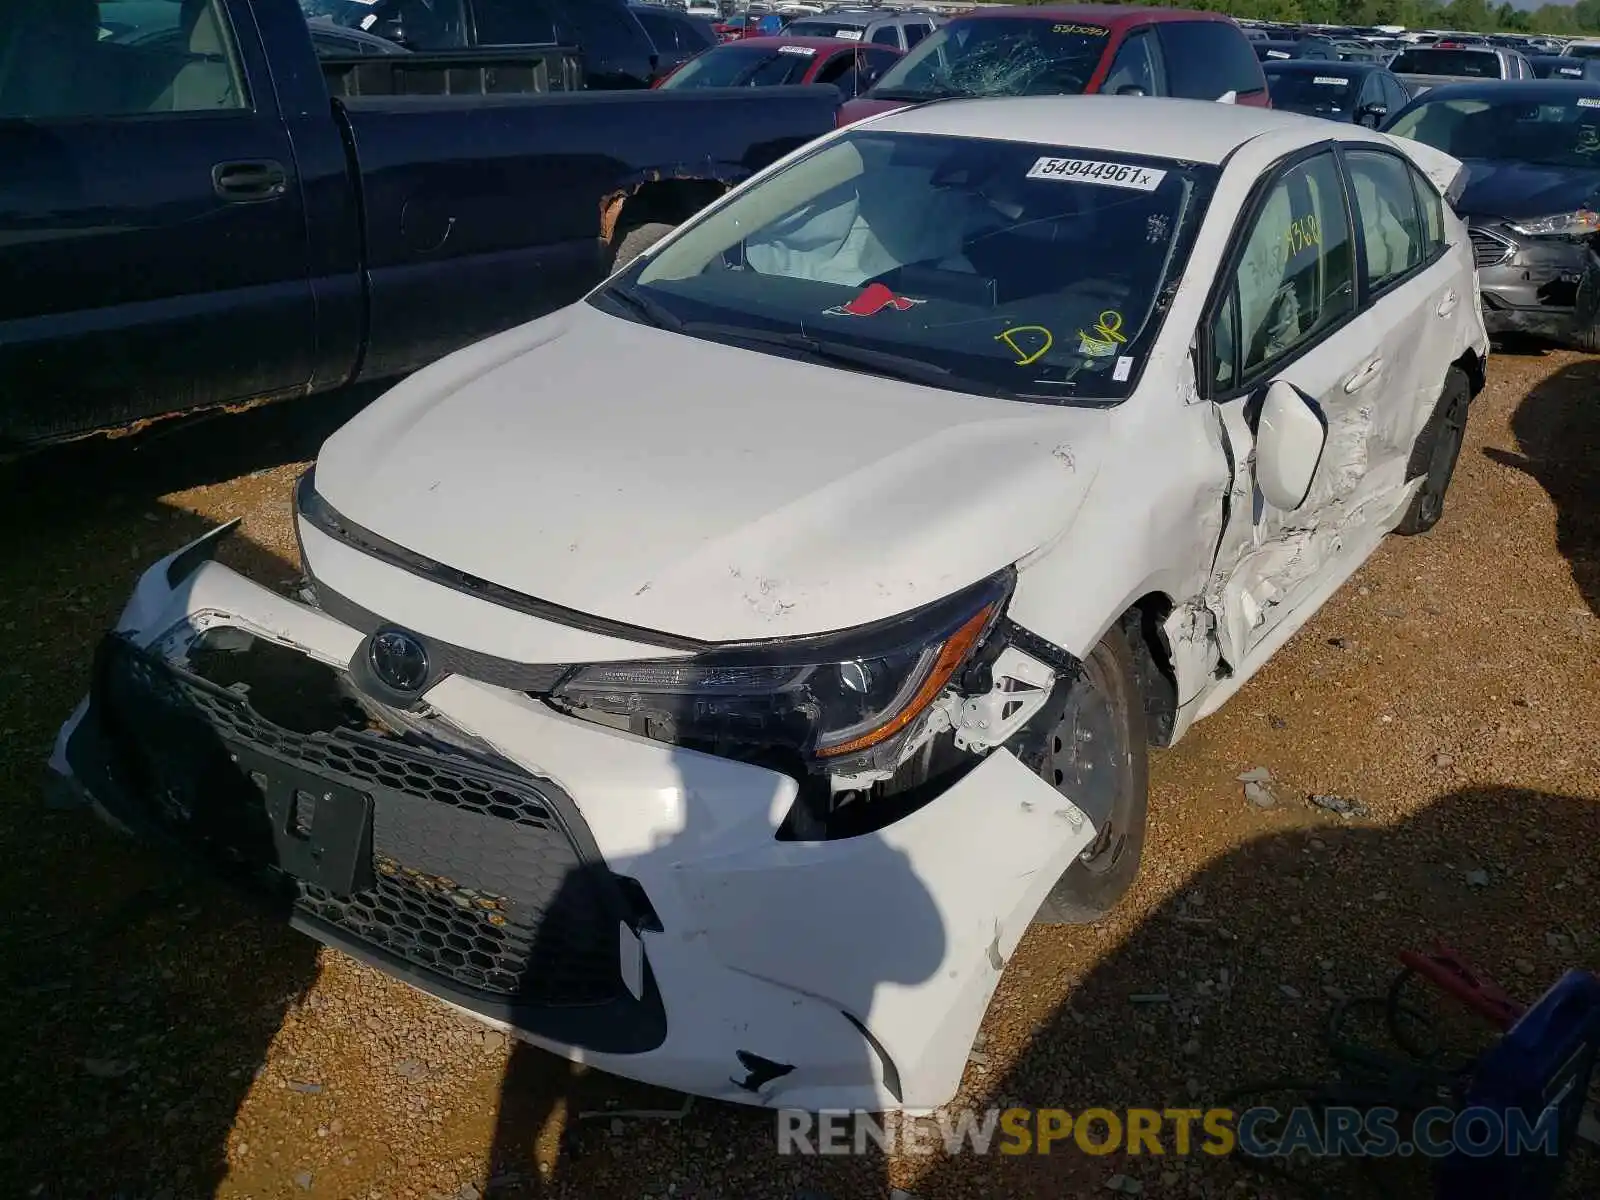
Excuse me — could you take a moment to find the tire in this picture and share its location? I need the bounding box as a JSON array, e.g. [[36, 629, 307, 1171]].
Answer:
[[1031, 624, 1150, 925], [1394, 366, 1470, 536], [608, 222, 675, 273]]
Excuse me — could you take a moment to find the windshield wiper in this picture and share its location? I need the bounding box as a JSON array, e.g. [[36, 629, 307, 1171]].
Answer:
[[677, 321, 1032, 396], [600, 283, 683, 331]]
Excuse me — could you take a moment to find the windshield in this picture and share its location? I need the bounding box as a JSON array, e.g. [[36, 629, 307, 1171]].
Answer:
[[595, 132, 1213, 405], [661, 43, 815, 86], [784, 19, 869, 40], [867, 18, 1109, 102], [1568, 44, 1600, 60], [1266, 70, 1359, 116], [1390, 49, 1502, 77], [1387, 95, 1600, 169]]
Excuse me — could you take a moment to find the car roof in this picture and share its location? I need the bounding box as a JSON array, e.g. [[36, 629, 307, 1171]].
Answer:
[[1405, 78, 1600, 102], [864, 95, 1342, 163], [948, 4, 1234, 28]]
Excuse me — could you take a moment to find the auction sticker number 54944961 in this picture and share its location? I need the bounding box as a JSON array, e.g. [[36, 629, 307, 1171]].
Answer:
[[1026, 157, 1167, 192]]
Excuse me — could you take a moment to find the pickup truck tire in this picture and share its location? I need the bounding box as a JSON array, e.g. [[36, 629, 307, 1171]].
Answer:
[[1031, 625, 1149, 925], [1394, 366, 1470, 536], [610, 222, 676, 272]]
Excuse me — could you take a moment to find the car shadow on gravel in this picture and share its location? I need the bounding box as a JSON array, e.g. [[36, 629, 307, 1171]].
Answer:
[[895, 786, 1600, 1200], [1483, 359, 1600, 617], [483, 761, 947, 1200], [1, 428, 327, 1196]]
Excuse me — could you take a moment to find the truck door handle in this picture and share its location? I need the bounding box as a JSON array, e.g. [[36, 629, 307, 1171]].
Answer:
[[1343, 358, 1383, 393], [212, 160, 288, 202], [1437, 289, 1459, 317]]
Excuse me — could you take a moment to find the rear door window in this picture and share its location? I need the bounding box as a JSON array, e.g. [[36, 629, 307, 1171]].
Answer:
[[475, 0, 559, 43], [1174, 26, 1257, 91], [1344, 149, 1423, 292]]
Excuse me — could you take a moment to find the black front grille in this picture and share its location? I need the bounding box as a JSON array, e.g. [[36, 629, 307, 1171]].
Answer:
[[1470, 228, 1514, 269], [97, 637, 626, 1008]]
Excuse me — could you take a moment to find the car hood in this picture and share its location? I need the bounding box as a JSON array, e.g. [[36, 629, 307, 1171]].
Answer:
[[313, 303, 1113, 644], [1452, 157, 1600, 221]]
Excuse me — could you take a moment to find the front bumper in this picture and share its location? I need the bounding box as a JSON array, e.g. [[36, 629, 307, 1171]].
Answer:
[[51, 535, 1097, 1112], [1471, 223, 1597, 344]]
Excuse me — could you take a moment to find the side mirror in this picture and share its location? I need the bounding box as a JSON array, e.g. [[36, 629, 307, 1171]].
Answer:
[[1115, 84, 1147, 96], [1255, 380, 1326, 511]]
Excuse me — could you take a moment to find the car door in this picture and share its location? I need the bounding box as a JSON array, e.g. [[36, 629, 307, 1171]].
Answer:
[[1201, 148, 1384, 665], [0, 0, 315, 445], [1099, 26, 1164, 96], [1338, 145, 1462, 522]]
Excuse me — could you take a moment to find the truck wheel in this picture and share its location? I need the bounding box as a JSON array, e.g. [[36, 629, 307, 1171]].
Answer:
[[1394, 366, 1470, 536], [1031, 624, 1149, 925], [609, 222, 675, 272]]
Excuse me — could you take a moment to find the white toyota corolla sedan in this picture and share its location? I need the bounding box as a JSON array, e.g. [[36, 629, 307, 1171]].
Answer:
[[54, 97, 1488, 1113]]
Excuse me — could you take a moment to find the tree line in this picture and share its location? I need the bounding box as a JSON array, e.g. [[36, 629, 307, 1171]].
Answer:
[[1020, 0, 1600, 38]]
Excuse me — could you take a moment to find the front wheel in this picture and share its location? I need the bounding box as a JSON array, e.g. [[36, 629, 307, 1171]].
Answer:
[[1031, 625, 1149, 925], [1394, 366, 1470, 536]]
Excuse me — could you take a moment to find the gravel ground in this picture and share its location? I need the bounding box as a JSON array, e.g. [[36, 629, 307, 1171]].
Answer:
[[1, 348, 1596, 1200]]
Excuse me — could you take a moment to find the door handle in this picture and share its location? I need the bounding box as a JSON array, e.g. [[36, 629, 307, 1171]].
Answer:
[[1343, 358, 1383, 393], [1437, 289, 1459, 317], [212, 160, 288, 202]]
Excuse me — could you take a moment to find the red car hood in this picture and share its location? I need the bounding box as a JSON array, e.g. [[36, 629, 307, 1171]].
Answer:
[[837, 96, 912, 127]]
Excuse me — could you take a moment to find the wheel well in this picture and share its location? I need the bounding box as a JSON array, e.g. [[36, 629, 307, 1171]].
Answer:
[[601, 178, 730, 245], [1454, 348, 1486, 399], [1117, 593, 1179, 749]]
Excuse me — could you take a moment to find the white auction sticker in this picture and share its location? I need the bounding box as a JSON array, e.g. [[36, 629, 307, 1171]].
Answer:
[[1112, 355, 1133, 382], [834, 28, 862, 39], [1027, 156, 1167, 191], [778, 44, 816, 55], [1314, 75, 1349, 86], [1267, 49, 1290, 58], [1579, 97, 1600, 107]]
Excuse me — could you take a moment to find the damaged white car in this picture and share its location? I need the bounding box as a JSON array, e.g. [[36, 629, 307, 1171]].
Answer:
[[54, 98, 1488, 1113]]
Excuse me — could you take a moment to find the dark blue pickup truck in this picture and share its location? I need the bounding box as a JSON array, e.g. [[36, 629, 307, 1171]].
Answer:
[[0, 0, 841, 448]]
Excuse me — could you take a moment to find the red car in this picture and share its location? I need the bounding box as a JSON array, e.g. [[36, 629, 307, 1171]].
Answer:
[[837, 5, 1270, 128], [654, 36, 902, 97]]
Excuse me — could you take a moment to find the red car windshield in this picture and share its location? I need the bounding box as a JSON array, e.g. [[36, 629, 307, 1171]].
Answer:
[[867, 17, 1110, 102]]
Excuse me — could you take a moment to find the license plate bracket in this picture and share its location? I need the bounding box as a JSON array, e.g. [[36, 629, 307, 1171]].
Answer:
[[229, 743, 375, 896]]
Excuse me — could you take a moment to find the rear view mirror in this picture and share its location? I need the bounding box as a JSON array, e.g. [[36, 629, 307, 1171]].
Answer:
[[1255, 380, 1326, 511]]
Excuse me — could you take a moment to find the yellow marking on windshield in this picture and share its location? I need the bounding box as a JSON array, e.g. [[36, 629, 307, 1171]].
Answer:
[[996, 325, 1055, 366], [1053, 24, 1108, 36], [1076, 310, 1126, 358]]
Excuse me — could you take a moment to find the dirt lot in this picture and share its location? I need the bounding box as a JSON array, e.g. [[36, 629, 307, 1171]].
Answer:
[[2, 348, 1596, 1200]]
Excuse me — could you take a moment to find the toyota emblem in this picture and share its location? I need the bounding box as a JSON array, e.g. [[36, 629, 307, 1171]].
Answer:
[[369, 629, 430, 694]]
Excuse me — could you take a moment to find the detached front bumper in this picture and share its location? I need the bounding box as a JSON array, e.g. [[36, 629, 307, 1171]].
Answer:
[[51, 532, 1097, 1112], [1471, 223, 1597, 345]]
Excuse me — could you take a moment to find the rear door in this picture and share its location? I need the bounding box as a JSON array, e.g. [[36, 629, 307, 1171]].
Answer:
[[1201, 148, 1382, 664], [1337, 145, 1462, 518], [0, 0, 315, 445]]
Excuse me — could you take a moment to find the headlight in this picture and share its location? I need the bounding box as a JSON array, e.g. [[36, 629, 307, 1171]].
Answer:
[[1507, 210, 1600, 238], [550, 571, 1012, 770]]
